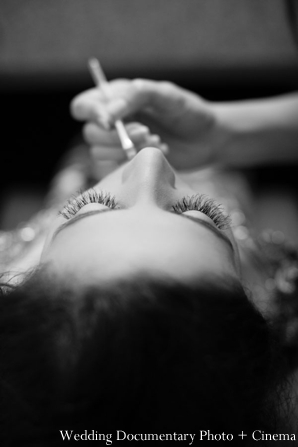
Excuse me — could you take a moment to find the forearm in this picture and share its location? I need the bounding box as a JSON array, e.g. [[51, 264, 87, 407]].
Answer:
[[213, 93, 298, 168]]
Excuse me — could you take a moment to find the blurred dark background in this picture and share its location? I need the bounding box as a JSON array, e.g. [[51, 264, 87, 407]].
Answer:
[[0, 0, 298, 234]]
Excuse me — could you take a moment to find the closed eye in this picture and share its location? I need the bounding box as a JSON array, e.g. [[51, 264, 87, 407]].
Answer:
[[173, 194, 231, 230], [59, 190, 231, 230], [59, 189, 119, 220]]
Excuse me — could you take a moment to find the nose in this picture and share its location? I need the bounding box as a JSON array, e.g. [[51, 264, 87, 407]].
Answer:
[[122, 147, 176, 204]]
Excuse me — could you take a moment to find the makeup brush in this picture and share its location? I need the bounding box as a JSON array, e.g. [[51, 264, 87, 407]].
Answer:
[[88, 58, 137, 160]]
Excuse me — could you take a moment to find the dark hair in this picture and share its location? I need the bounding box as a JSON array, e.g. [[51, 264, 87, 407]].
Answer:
[[0, 272, 291, 445]]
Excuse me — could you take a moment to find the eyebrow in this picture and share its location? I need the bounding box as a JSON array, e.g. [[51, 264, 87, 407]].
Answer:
[[53, 209, 234, 253]]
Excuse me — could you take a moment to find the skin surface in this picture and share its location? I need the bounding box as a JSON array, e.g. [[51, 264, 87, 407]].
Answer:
[[41, 147, 241, 286], [71, 80, 298, 170]]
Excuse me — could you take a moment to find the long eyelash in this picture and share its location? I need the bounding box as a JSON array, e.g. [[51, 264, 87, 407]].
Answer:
[[59, 190, 230, 229], [172, 194, 231, 230], [59, 189, 119, 220]]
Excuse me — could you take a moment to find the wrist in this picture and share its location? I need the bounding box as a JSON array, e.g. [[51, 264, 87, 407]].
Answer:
[[207, 102, 236, 167]]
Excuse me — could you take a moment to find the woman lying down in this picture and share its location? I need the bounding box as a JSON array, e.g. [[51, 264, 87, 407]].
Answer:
[[1, 78, 298, 445]]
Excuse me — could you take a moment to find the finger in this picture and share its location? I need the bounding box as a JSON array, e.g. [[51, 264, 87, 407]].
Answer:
[[83, 121, 151, 147], [71, 81, 134, 125], [127, 124, 150, 145], [126, 124, 169, 154], [89, 125, 152, 161], [133, 133, 162, 150], [104, 79, 186, 124], [90, 145, 126, 162], [129, 129, 169, 154], [140, 135, 169, 154], [124, 122, 149, 134], [71, 79, 187, 131], [70, 88, 111, 128], [75, 79, 165, 124], [83, 122, 120, 146], [160, 143, 170, 155]]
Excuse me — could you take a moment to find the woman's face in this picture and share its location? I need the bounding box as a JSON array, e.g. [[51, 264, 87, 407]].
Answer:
[[41, 148, 241, 286]]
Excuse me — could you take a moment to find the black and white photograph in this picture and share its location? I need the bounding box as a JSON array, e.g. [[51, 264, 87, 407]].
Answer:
[[0, 1, 298, 445]]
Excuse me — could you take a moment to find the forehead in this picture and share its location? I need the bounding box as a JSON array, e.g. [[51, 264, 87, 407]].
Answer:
[[43, 210, 237, 285]]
